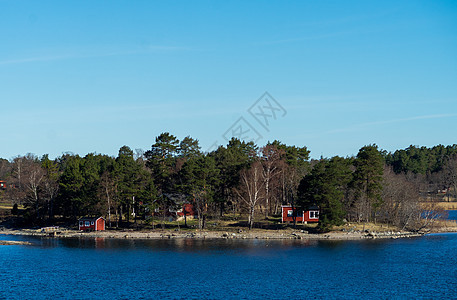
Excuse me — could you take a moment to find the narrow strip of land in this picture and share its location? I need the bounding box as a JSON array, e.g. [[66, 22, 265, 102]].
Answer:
[[0, 240, 32, 245], [0, 227, 427, 241]]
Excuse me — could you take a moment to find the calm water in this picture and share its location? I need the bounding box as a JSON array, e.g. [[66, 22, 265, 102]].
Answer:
[[1, 233, 457, 299], [448, 209, 457, 221]]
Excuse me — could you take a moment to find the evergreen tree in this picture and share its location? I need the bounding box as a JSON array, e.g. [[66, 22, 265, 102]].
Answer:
[[298, 157, 352, 230], [180, 154, 219, 229], [211, 138, 257, 216], [114, 146, 142, 225], [352, 145, 384, 223], [58, 154, 84, 220], [178, 136, 201, 158], [144, 133, 180, 227]]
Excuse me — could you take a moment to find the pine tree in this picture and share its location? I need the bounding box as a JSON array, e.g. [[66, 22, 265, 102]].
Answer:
[[352, 145, 384, 223]]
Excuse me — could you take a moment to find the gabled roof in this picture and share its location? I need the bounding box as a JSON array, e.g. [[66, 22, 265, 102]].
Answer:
[[79, 217, 104, 222], [281, 204, 319, 210]]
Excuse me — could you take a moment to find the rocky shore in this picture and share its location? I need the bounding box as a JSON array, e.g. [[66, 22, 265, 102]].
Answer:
[[0, 227, 424, 241], [0, 240, 32, 245]]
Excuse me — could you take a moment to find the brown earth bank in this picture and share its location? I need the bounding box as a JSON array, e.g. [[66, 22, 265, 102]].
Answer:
[[0, 226, 427, 241]]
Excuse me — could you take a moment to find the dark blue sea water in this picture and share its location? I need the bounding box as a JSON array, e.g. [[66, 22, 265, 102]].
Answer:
[[448, 209, 457, 221], [1, 232, 457, 299]]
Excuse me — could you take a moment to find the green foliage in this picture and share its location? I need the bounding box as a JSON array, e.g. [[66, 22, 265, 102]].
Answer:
[[211, 138, 258, 201], [386, 144, 457, 174], [270, 140, 310, 170], [41, 154, 59, 179], [115, 146, 140, 201], [145, 132, 180, 194], [353, 144, 384, 221], [180, 154, 220, 228], [178, 136, 201, 158], [9, 133, 457, 231], [58, 155, 84, 218], [298, 156, 352, 229]]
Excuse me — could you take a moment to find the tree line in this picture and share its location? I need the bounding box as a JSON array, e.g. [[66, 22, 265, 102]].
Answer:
[[0, 135, 456, 231]]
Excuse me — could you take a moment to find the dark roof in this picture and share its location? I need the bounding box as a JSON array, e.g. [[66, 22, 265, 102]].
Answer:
[[282, 205, 319, 210], [79, 217, 104, 221]]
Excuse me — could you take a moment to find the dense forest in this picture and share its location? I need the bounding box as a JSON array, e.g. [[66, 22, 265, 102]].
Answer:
[[1, 133, 456, 232]]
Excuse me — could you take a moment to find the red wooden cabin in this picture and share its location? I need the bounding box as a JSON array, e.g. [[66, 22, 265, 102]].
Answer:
[[0, 180, 6, 190], [281, 205, 319, 223], [157, 203, 198, 220], [177, 203, 196, 218], [79, 217, 105, 231]]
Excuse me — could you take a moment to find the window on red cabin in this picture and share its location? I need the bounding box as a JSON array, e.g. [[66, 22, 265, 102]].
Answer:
[[91, 221, 94, 225], [79, 221, 83, 227], [287, 210, 293, 217], [85, 221, 90, 226], [310, 211, 319, 219]]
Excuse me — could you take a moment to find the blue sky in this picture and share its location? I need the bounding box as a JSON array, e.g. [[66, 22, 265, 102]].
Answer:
[[1, 1, 456, 159]]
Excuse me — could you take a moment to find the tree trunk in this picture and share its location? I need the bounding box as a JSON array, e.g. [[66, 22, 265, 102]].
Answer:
[[248, 206, 255, 230]]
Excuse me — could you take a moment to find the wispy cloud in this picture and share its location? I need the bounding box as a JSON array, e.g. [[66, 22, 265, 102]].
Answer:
[[283, 113, 457, 143], [0, 55, 74, 65], [257, 27, 390, 46], [255, 9, 399, 47], [326, 113, 457, 134], [0, 45, 189, 65]]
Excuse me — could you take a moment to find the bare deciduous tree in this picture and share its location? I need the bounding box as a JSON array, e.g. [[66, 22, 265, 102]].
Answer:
[[260, 145, 284, 217], [236, 161, 265, 229], [381, 166, 447, 232], [21, 154, 46, 219], [381, 167, 420, 230], [99, 171, 117, 227], [442, 155, 457, 201]]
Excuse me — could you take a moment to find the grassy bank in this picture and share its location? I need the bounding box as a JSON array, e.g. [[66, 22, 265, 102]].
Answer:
[[434, 201, 457, 210]]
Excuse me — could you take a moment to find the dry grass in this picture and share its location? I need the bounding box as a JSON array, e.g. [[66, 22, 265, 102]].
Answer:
[[433, 202, 457, 210], [335, 222, 400, 232], [429, 219, 457, 232], [420, 201, 457, 210], [0, 201, 24, 210]]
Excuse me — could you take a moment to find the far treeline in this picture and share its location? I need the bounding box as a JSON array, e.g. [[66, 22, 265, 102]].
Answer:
[[1, 133, 456, 232]]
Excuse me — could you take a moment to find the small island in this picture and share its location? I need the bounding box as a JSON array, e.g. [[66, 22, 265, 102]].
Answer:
[[1, 138, 457, 239]]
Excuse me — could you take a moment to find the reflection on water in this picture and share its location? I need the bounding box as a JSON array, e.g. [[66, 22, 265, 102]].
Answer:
[[3, 234, 424, 253], [32, 236, 321, 252]]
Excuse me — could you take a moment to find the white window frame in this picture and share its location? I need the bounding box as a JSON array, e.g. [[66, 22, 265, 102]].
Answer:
[[309, 211, 319, 219]]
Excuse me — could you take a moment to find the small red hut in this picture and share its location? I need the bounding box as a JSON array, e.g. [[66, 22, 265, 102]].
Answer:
[[79, 217, 105, 231], [281, 205, 319, 224], [0, 180, 6, 190], [177, 203, 197, 218]]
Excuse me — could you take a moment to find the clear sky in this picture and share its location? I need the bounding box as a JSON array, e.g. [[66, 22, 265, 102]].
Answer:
[[1, 0, 456, 159]]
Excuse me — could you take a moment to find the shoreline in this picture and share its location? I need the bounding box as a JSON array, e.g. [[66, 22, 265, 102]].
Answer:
[[0, 227, 428, 241]]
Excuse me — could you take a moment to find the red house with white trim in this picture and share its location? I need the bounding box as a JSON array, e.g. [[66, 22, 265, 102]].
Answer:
[[79, 217, 105, 231], [177, 203, 197, 218], [281, 205, 319, 223]]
